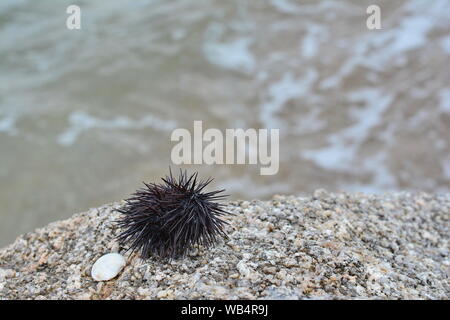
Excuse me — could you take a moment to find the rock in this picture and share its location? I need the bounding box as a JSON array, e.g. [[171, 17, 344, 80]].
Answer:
[[0, 193, 449, 299], [237, 260, 251, 278], [0, 268, 15, 280], [91, 253, 126, 281]]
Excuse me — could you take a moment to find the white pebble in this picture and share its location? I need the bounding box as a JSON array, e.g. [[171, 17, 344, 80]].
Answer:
[[91, 253, 126, 281], [237, 260, 251, 278]]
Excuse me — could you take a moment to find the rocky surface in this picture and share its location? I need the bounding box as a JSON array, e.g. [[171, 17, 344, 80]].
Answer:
[[0, 191, 449, 300]]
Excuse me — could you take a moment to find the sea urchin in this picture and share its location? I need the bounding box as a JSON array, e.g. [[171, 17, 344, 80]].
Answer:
[[116, 169, 231, 260]]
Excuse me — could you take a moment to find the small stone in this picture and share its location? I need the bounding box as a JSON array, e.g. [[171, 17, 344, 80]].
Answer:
[[75, 292, 92, 300], [91, 253, 126, 281], [157, 289, 173, 299], [263, 266, 277, 274], [237, 260, 251, 278], [0, 268, 15, 280]]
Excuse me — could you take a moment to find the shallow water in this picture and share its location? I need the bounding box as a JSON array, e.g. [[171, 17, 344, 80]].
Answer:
[[1, 0, 450, 246]]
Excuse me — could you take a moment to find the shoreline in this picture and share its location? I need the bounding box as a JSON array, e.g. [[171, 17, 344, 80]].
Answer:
[[0, 191, 448, 299]]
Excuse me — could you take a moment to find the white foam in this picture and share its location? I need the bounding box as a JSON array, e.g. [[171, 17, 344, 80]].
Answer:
[[438, 89, 450, 113], [260, 69, 318, 128], [0, 114, 17, 136], [442, 157, 450, 180], [203, 37, 256, 72], [0, 0, 28, 11], [388, 16, 434, 54], [321, 1, 449, 89], [408, 109, 430, 128], [302, 141, 357, 171], [326, 152, 397, 194], [293, 108, 327, 135], [441, 35, 450, 54], [300, 24, 328, 59], [302, 88, 393, 172], [269, 0, 300, 14], [343, 89, 394, 139], [270, 0, 347, 15], [58, 111, 177, 146]]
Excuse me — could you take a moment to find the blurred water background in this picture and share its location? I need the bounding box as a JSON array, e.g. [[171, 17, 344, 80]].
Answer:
[[1, 0, 450, 246]]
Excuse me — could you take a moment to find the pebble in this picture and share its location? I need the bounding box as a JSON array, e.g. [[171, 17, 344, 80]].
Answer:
[[91, 253, 126, 281], [237, 260, 251, 278]]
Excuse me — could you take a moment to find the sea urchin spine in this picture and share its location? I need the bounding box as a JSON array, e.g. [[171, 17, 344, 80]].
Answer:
[[116, 169, 231, 260]]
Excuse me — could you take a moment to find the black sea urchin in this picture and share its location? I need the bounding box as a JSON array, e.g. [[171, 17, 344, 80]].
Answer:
[[116, 169, 231, 260]]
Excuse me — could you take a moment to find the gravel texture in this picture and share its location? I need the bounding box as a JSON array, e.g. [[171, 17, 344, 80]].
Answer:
[[0, 191, 449, 300]]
